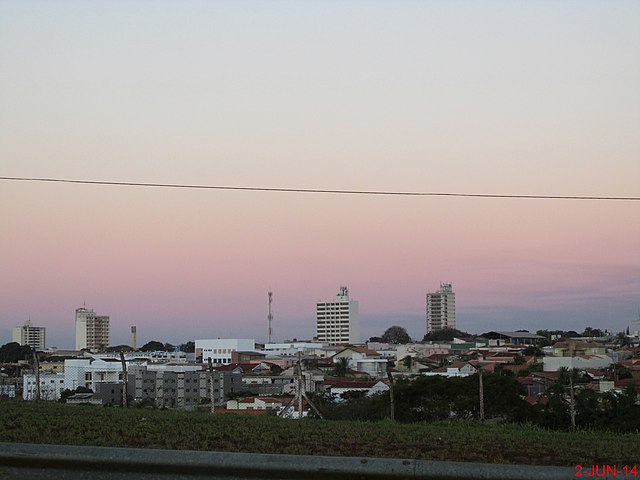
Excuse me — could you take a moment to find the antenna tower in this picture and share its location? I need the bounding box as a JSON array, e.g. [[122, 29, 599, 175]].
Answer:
[[268, 291, 274, 344]]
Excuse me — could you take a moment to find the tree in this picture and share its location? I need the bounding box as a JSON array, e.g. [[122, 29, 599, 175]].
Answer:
[[333, 357, 350, 377], [522, 345, 543, 357], [581, 327, 604, 338], [0, 342, 33, 363], [401, 355, 414, 369], [105, 345, 132, 353], [423, 328, 472, 342], [140, 341, 166, 352], [615, 332, 631, 347], [381, 326, 412, 344], [179, 341, 195, 353], [59, 386, 93, 403]]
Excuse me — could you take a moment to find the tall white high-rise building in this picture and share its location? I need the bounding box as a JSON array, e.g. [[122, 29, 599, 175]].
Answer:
[[12, 320, 46, 350], [75, 307, 110, 352], [316, 286, 359, 345], [426, 283, 456, 334]]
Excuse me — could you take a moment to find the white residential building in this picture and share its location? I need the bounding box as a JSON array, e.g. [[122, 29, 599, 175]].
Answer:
[[75, 307, 110, 352], [316, 286, 359, 345], [195, 339, 256, 365], [226, 396, 286, 411], [260, 342, 324, 358], [543, 355, 614, 372], [426, 283, 456, 334], [63, 358, 134, 391], [22, 372, 66, 400], [12, 320, 46, 350]]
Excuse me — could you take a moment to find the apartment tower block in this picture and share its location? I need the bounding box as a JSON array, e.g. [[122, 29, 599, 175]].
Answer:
[[75, 307, 110, 352], [426, 283, 456, 334], [316, 286, 359, 345], [12, 320, 46, 350]]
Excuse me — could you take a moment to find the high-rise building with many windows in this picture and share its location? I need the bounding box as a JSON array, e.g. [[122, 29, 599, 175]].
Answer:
[[426, 283, 456, 334], [316, 286, 359, 345], [12, 320, 46, 350], [75, 307, 110, 352]]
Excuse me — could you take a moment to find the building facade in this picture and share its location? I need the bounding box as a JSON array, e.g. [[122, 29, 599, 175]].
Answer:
[[195, 339, 256, 365], [22, 372, 66, 401], [75, 307, 110, 352], [12, 320, 46, 350], [130, 366, 242, 409], [426, 283, 456, 334], [316, 286, 359, 345]]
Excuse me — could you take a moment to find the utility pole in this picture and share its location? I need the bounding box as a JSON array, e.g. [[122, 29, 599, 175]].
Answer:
[[208, 358, 215, 413], [479, 367, 484, 421], [120, 352, 128, 408], [386, 365, 395, 421], [32, 351, 41, 401], [569, 372, 576, 430], [297, 352, 303, 419]]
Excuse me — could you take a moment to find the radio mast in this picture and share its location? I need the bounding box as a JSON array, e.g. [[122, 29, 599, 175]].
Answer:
[[268, 291, 274, 344]]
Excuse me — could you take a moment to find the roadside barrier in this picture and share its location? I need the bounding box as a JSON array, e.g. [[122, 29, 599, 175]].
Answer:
[[0, 442, 598, 479]]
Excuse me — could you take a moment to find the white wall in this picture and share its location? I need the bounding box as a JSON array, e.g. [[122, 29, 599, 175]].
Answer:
[[23, 373, 66, 400], [543, 355, 614, 372], [196, 339, 256, 365]]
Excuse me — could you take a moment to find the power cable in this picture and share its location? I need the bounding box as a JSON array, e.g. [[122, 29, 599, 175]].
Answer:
[[0, 175, 638, 201]]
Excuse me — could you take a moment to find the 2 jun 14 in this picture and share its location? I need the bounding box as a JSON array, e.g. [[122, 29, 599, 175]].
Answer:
[[575, 465, 638, 477]]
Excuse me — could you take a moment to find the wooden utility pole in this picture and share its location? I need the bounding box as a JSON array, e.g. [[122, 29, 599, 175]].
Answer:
[[208, 358, 215, 413], [479, 368, 485, 421], [120, 352, 128, 408], [569, 373, 576, 430], [302, 391, 324, 419], [297, 352, 303, 419], [386, 366, 395, 421], [32, 352, 41, 401]]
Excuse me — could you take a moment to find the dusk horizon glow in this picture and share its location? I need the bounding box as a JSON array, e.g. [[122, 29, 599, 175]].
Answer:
[[1, 1, 638, 349]]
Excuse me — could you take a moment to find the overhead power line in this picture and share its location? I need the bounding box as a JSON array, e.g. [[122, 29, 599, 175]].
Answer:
[[0, 175, 638, 201]]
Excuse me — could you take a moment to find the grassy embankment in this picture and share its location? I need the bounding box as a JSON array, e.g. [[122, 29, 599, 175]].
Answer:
[[1, 401, 638, 466]]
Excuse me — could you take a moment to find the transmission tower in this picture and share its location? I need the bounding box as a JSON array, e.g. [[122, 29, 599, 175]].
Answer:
[[268, 291, 274, 344]]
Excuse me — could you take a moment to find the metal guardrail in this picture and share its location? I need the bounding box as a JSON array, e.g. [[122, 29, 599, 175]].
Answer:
[[0, 442, 592, 480]]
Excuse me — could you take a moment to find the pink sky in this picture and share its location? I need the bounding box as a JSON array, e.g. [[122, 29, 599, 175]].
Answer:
[[1, 2, 639, 347]]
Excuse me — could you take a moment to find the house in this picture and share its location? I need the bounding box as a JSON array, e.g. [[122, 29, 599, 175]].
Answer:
[[551, 341, 607, 357], [331, 347, 380, 361], [543, 355, 613, 372], [331, 347, 388, 378], [480, 331, 545, 346], [396, 343, 450, 361], [66, 392, 102, 405], [231, 351, 267, 364], [517, 376, 546, 402], [226, 396, 286, 411], [423, 361, 477, 377], [319, 378, 383, 400]]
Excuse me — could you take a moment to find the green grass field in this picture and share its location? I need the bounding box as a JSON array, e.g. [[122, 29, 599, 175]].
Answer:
[[0, 401, 638, 466]]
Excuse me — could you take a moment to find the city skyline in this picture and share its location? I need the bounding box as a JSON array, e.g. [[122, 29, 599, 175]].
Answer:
[[1, 2, 638, 348]]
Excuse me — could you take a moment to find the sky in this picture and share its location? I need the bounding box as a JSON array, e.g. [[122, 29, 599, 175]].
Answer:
[[1, 1, 639, 348]]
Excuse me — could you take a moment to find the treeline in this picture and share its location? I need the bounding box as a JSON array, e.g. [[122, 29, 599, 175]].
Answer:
[[311, 374, 640, 433]]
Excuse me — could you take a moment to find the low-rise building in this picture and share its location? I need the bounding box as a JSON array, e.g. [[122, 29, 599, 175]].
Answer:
[[130, 365, 242, 409], [22, 372, 66, 400], [480, 331, 545, 346], [226, 396, 286, 411], [551, 341, 607, 357], [196, 339, 256, 365], [543, 355, 614, 372]]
